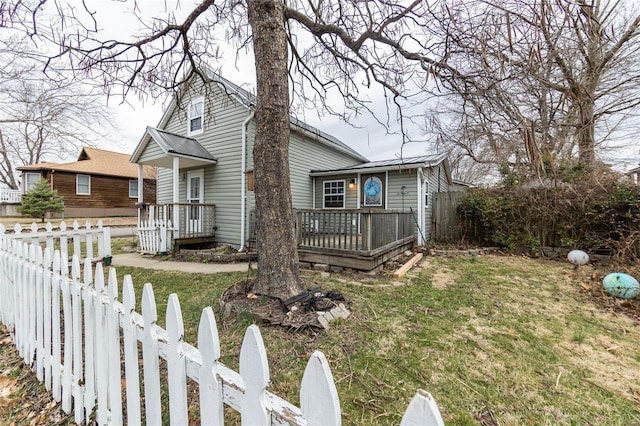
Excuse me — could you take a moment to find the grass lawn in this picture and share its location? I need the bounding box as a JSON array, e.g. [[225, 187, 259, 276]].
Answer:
[[2, 240, 640, 425], [112, 252, 640, 425]]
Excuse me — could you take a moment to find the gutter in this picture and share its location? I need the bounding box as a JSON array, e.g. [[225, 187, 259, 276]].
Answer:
[[239, 110, 255, 251]]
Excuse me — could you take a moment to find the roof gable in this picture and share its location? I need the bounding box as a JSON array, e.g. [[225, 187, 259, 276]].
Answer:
[[148, 70, 367, 163]]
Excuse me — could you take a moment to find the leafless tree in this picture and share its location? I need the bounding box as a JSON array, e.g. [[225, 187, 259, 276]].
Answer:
[[0, 33, 115, 189], [423, 0, 640, 179], [2, 0, 449, 299]]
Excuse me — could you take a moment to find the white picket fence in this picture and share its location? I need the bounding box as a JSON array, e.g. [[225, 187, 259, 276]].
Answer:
[[0, 230, 445, 425], [0, 220, 111, 263], [137, 217, 173, 254]]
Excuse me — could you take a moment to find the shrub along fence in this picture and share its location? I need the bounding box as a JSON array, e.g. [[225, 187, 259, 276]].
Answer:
[[0, 224, 445, 425]]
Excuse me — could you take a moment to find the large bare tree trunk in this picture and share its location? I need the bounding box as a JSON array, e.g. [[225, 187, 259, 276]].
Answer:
[[247, 0, 302, 300]]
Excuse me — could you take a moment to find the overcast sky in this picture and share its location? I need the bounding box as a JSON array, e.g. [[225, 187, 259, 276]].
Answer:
[[38, 0, 640, 172], [88, 0, 430, 163]]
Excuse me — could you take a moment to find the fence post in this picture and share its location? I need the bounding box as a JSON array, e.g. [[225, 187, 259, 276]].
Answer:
[[198, 307, 223, 425], [35, 246, 44, 381], [240, 324, 270, 426], [59, 221, 68, 257], [97, 220, 105, 258], [42, 248, 52, 391], [72, 221, 81, 260], [83, 258, 96, 423], [107, 268, 123, 424], [167, 294, 188, 425], [123, 275, 142, 425], [51, 251, 62, 402], [26, 244, 36, 366], [71, 256, 84, 424], [93, 262, 109, 425], [60, 252, 73, 414], [142, 283, 162, 425], [85, 221, 94, 261], [300, 351, 341, 426], [399, 390, 445, 426]]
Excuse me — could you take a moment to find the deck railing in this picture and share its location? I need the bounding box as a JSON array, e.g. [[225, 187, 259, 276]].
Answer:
[[0, 188, 21, 203], [139, 203, 216, 239], [296, 209, 415, 253]]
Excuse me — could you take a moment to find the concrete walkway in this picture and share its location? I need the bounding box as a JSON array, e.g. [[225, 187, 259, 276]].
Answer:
[[111, 253, 251, 273]]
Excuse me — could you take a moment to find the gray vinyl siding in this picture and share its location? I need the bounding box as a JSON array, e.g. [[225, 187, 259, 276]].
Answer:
[[156, 168, 173, 204], [137, 141, 166, 164], [386, 169, 419, 211], [155, 78, 364, 247], [156, 79, 251, 246]]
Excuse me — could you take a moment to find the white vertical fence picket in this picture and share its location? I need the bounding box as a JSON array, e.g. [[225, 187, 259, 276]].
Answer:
[[0, 222, 445, 425]]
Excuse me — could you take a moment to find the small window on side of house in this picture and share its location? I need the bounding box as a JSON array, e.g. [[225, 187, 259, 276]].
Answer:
[[76, 174, 91, 195], [24, 173, 41, 193], [424, 181, 429, 207], [323, 180, 345, 208], [188, 96, 204, 135], [129, 179, 138, 198]]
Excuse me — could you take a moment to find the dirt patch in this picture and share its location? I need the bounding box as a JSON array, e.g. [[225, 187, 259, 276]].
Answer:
[[171, 246, 258, 264], [220, 279, 348, 330]]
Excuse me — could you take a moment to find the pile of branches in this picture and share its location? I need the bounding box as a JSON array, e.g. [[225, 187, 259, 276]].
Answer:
[[457, 170, 640, 261]]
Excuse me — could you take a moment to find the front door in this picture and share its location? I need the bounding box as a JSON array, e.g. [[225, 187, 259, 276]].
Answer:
[[186, 169, 204, 233], [361, 173, 385, 208]]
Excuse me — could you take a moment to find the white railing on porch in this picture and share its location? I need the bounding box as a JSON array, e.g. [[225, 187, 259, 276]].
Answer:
[[0, 220, 111, 262], [0, 231, 445, 425], [0, 188, 21, 203]]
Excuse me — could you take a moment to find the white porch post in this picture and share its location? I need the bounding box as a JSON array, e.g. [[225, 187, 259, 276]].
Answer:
[[137, 164, 144, 203], [137, 164, 144, 226], [173, 157, 180, 237]]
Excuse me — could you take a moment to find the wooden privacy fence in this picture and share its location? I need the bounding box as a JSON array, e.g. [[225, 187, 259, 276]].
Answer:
[[0, 220, 111, 262], [431, 192, 467, 242], [0, 232, 445, 425]]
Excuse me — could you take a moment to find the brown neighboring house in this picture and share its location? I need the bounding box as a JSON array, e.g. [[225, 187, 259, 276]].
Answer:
[[18, 147, 157, 218]]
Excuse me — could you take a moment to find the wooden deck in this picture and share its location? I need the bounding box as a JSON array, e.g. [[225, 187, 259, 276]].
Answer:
[[296, 209, 416, 270]]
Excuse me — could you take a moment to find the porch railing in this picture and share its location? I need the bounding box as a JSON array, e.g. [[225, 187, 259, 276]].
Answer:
[[0, 188, 21, 203], [138, 203, 216, 253], [296, 209, 415, 253]]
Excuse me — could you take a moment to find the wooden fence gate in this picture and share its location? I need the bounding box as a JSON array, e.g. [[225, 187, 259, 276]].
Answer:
[[0, 222, 445, 425], [431, 192, 467, 242]]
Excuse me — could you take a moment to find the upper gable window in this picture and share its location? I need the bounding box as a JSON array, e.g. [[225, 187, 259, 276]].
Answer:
[[188, 96, 204, 135]]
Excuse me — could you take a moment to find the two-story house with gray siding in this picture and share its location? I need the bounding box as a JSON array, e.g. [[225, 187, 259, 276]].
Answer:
[[130, 72, 455, 257]]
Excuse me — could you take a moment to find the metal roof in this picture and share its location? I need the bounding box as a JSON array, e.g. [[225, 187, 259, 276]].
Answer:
[[199, 69, 367, 162], [146, 127, 217, 163], [310, 153, 448, 175]]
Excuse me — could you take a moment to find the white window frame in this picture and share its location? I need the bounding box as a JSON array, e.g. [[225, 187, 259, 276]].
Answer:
[[76, 174, 91, 195], [187, 96, 205, 136], [24, 172, 41, 193], [129, 179, 139, 198], [323, 180, 346, 209]]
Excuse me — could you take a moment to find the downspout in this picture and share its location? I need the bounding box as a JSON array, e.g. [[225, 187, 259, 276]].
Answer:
[[239, 110, 255, 251]]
